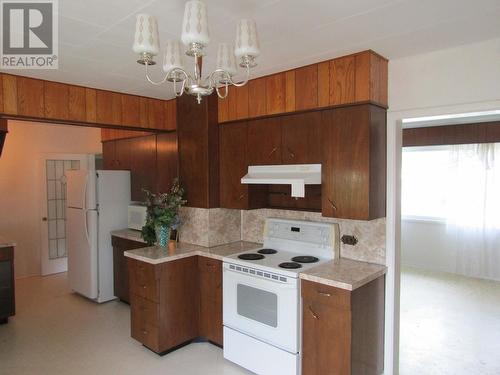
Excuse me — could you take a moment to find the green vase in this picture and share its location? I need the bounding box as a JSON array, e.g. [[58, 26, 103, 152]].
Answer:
[[155, 225, 170, 248]]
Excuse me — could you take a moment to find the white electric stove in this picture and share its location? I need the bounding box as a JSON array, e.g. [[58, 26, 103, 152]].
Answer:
[[222, 218, 340, 375]]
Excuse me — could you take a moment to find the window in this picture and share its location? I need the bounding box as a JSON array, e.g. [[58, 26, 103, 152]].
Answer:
[[402, 146, 451, 220]]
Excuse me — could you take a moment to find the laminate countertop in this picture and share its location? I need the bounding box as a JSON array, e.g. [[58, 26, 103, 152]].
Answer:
[[115, 229, 386, 291], [0, 236, 16, 249]]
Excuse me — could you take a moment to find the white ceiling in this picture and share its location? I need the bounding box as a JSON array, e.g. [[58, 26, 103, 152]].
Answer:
[[5, 0, 500, 100]]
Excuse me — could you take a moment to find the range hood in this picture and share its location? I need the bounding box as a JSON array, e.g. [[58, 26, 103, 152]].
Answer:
[[241, 164, 321, 198]]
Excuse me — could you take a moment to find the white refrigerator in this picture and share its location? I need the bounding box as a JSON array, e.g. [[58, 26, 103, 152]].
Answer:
[[66, 169, 131, 303]]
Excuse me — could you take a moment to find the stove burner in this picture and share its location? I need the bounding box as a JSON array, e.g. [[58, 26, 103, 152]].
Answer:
[[238, 253, 265, 261], [257, 248, 278, 255], [279, 262, 302, 269], [291, 256, 319, 264]]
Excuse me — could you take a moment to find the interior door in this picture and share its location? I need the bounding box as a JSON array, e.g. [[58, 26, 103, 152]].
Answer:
[[39, 154, 91, 275]]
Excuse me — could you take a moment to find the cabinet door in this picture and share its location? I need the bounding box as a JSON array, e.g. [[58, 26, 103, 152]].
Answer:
[[115, 137, 132, 170], [112, 236, 146, 303], [17, 76, 44, 117], [68, 85, 86, 121], [121, 94, 140, 127], [147, 98, 165, 129], [96, 90, 122, 125], [220, 122, 249, 209], [198, 257, 223, 346], [294, 64, 318, 111], [247, 117, 282, 165], [0, 260, 14, 318], [130, 135, 157, 201], [44, 81, 69, 120], [281, 111, 322, 164], [322, 106, 370, 219], [156, 132, 178, 193], [302, 299, 351, 375], [102, 141, 116, 170], [159, 256, 199, 350]]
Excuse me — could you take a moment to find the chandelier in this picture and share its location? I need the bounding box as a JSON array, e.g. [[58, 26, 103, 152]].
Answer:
[[132, 0, 260, 104]]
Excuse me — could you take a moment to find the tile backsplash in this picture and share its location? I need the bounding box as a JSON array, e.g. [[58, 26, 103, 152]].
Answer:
[[178, 207, 386, 265]]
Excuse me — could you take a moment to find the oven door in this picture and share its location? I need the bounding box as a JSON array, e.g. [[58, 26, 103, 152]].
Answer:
[[223, 263, 299, 353]]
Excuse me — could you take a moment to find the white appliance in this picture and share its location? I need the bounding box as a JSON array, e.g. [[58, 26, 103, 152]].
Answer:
[[223, 218, 340, 375], [128, 204, 147, 230], [241, 164, 321, 198], [66, 168, 131, 303]]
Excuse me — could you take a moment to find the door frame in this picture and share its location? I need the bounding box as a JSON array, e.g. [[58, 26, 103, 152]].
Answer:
[[38, 153, 91, 276], [384, 101, 500, 374]]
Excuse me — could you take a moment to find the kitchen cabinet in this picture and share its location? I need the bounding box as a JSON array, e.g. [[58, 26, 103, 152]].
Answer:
[[330, 56, 355, 105], [248, 77, 267, 118], [111, 236, 146, 303], [130, 135, 157, 201], [0, 246, 15, 324], [227, 85, 249, 121], [294, 64, 319, 111], [156, 132, 178, 193], [44, 81, 69, 120], [265, 73, 286, 115], [301, 277, 385, 375], [17, 76, 44, 117], [128, 256, 199, 354], [281, 111, 322, 164], [68, 85, 86, 121], [198, 257, 223, 346], [147, 98, 165, 130], [102, 141, 116, 170], [247, 117, 282, 165], [121, 94, 141, 127], [177, 93, 219, 208], [321, 104, 386, 220], [96, 90, 122, 125]]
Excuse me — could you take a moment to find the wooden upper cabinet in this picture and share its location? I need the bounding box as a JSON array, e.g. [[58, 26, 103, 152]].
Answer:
[[354, 51, 388, 107], [317, 61, 330, 107], [102, 141, 116, 170], [130, 135, 157, 201], [248, 77, 266, 118], [163, 99, 177, 130], [330, 56, 355, 105], [85, 88, 97, 123], [281, 111, 322, 164], [96, 90, 121, 125], [44, 81, 68, 120], [247, 117, 282, 165], [156, 132, 178, 193], [265, 73, 285, 115], [321, 105, 386, 220], [121, 94, 140, 127], [295, 64, 318, 110], [285, 70, 295, 112], [220, 122, 249, 209], [227, 84, 249, 121], [68, 85, 86, 121], [2, 74, 18, 115], [139, 97, 149, 128], [17, 76, 44, 117], [147, 98, 165, 129]]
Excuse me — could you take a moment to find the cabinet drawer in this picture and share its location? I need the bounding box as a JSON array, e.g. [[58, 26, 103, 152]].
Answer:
[[129, 259, 159, 302], [131, 317, 159, 352], [130, 293, 159, 327], [301, 280, 351, 310]]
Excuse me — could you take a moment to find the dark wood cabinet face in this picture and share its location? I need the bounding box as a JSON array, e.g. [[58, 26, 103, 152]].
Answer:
[[0, 248, 15, 320], [281, 111, 322, 164], [219, 122, 249, 209], [156, 132, 178, 193], [198, 257, 223, 346], [102, 141, 116, 170], [130, 135, 157, 201], [247, 117, 282, 166]]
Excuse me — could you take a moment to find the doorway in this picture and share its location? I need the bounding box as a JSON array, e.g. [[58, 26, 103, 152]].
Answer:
[[38, 154, 91, 275], [396, 113, 500, 374]]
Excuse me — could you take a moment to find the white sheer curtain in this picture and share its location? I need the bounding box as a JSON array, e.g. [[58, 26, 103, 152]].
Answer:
[[446, 143, 500, 281]]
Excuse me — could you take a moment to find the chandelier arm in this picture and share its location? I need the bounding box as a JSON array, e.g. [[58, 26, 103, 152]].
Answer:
[[144, 63, 170, 86], [209, 65, 251, 89], [215, 82, 229, 99]]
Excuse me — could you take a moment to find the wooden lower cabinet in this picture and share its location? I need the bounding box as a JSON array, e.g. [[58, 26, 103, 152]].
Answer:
[[111, 236, 147, 303], [128, 255, 223, 354], [198, 257, 223, 346], [0, 246, 15, 324], [301, 277, 385, 375]]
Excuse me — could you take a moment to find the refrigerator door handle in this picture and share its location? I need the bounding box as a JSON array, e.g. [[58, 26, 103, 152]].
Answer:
[[84, 210, 91, 247]]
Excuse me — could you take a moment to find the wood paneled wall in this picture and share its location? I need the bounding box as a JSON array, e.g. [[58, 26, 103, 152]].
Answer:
[[0, 73, 176, 138], [218, 50, 387, 123], [403, 122, 500, 147]]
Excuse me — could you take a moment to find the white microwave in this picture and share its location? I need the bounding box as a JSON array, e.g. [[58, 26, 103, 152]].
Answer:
[[128, 205, 147, 230]]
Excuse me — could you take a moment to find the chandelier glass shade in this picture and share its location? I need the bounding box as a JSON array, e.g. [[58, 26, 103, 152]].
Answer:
[[132, 0, 260, 103]]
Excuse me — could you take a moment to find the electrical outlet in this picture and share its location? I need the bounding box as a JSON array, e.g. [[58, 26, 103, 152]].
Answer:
[[341, 235, 358, 246]]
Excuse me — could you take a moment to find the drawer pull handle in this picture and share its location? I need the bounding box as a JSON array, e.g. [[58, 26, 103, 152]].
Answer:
[[327, 198, 337, 211], [287, 147, 295, 159], [308, 305, 319, 320], [141, 285, 147, 289], [142, 329, 148, 335], [268, 147, 278, 158], [318, 291, 331, 297], [238, 194, 245, 200]]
